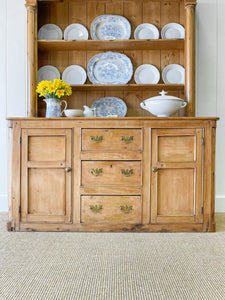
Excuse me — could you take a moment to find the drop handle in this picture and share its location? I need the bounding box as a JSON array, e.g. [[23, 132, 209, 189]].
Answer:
[[152, 167, 159, 173], [65, 167, 72, 173]]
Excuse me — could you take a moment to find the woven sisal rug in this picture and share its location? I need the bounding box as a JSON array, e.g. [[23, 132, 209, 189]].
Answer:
[[0, 213, 225, 300]]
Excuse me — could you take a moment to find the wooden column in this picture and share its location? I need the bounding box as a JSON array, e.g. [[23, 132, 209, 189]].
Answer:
[[185, 1, 197, 116], [25, 0, 38, 117]]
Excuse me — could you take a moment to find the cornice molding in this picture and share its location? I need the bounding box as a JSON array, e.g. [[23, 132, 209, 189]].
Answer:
[[25, 0, 37, 8], [185, 1, 197, 7]]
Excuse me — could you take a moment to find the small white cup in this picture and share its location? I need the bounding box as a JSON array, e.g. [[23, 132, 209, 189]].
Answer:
[[64, 109, 83, 117]]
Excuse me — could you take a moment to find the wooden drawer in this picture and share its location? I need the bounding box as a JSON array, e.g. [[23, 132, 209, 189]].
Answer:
[[81, 129, 142, 151], [81, 196, 141, 224], [81, 161, 141, 186]]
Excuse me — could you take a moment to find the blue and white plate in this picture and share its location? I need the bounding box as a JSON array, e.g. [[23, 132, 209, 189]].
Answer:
[[91, 15, 131, 40], [91, 97, 127, 117], [87, 52, 133, 84]]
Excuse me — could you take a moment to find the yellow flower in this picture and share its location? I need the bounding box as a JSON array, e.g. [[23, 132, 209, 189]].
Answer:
[[56, 90, 65, 98], [36, 80, 72, 99]]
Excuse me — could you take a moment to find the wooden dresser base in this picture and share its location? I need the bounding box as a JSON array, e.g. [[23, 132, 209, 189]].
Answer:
[[8, 117, 218, 232]]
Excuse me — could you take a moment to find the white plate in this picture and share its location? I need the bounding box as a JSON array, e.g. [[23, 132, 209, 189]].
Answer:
[[91, 97, 127, 117], [38, 24, 63, 40], [64, 23, 88, 40], [162, 64, 185, 84], [134, 23, 159, 40], [62, 65, 87, 85], [161, 23, 185, 39], [38, 65, 60, 83], [134, 64, 160, 84], [91, 15, 131, 40], [87, 52, 133, 84]]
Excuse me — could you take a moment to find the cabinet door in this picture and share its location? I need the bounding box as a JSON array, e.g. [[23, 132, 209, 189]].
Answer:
[[151, 129, 203, 224], [21, 129, 72, 223]]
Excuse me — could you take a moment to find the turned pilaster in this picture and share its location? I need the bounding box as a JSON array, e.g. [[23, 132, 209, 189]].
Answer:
[[185, 1, 197, 116], [25, 0, 38, 117]]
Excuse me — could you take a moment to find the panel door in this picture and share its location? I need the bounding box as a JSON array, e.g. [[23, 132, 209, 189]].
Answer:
[[21, 129, 72, 223], [151, 128, 203, 224]]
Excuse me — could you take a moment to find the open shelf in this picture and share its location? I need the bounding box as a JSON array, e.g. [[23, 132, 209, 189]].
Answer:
[[70, 84, 184, 91], [38, 39, 184, 52]]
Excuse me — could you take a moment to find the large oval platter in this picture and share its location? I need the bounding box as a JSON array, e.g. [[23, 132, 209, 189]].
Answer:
[[87, 52, 133, 84], [91, 15, 131, 40], [91, 97, 127, 117]]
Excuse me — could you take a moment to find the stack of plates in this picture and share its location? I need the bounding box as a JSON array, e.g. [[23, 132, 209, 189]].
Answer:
[[134, 23, 159, 40], [38, 65, 60, 83], [162, 64, 185, 84], [38, 24, 63, 40], [161, 23, 185, 39], [134, 64, 160, 84]]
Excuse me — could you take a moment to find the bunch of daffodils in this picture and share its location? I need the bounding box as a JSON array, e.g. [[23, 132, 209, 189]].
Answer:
[[36, 79, 72, 99]]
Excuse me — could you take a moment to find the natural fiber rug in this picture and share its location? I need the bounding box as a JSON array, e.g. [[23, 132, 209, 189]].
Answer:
[[0, 213, 225, 300]]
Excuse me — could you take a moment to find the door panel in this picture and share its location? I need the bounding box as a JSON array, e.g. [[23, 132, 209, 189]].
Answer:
[[21, 129, 72, 223], [151, 128, 203, 224], [157, 168, 194, 216]]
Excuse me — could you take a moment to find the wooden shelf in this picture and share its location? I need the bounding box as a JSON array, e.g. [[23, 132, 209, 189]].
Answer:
[[38, 39, 184, 52], [70, 84, 184, 91]]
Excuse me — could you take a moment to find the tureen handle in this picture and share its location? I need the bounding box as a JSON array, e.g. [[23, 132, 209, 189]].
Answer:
[[181, 102, 187, 108], [159, 90, 167, 96]]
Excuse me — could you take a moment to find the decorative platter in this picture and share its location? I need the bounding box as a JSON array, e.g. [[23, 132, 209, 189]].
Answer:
[[38, 24, 63, 40], [62, 65, 87, 85], [134, 64, 160, 84], [162, 64, 185, 84], [134, 23, 159, 40], [64, 24, 89, 40], [91, 97, 127, 117], [91, 15, 131, 40], [38, 65, 60, 83], [161, 23, 185, 39], [87, 51, 133, 84]]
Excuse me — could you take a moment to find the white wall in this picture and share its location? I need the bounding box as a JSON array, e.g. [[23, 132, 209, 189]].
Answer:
[[0, 0, 224, 212], [0, 0, 26, 211]]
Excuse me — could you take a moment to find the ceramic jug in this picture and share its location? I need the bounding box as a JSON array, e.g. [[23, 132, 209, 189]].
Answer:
[[44, 98, 67, 117], [83, 105, 96, 117]]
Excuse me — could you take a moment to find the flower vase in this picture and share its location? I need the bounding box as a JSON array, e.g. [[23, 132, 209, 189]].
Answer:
[[43, 98, 67, 118]]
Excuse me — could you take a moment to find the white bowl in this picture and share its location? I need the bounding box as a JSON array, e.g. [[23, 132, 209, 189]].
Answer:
[[140, 90, 187, 117], [64, 109, 83, 117]]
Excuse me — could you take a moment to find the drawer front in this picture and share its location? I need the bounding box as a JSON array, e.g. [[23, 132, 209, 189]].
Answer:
[[81, 129, 142, 151], [81, 196, 141, 224], [81, 161, 141, 186]]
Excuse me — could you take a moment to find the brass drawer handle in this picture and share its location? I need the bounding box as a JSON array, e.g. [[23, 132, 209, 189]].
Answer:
[[90, 205, 103, 213], [121, 169, 133, 177], [121, 136, 133, 144], [90, 135, 103, 143], [65, 167, 72, 172], [152, 167, 159, 173], [90, 168, 102, 176], [120, 205, 133, 214]]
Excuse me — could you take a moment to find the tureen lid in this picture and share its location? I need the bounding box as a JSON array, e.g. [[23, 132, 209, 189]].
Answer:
[[144, 90, 184, 102]]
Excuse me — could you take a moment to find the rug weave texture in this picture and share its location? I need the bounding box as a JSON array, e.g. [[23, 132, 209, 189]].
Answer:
[[0, 213, 225, 300]]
